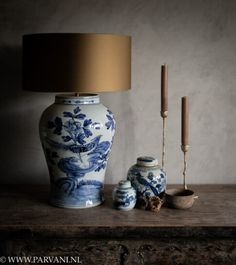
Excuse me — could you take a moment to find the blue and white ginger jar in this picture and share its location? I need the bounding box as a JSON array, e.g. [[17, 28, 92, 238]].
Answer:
[[127, 156, 166, 199], [112, 180, 136, 211], [39, 94, 115, 208]]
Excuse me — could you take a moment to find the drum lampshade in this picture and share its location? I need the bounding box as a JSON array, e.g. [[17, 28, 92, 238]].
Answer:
[[22, 33, 131, 93]]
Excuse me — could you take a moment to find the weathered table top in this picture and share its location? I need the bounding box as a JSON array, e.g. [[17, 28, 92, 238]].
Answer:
[[0, 185, 235, 239]]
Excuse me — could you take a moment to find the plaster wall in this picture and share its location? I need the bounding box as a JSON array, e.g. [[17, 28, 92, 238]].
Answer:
[[0, 0, 235, 184]]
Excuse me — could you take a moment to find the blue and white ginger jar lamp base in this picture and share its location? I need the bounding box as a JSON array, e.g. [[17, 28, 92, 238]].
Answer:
[[39, 94, 115, 209]]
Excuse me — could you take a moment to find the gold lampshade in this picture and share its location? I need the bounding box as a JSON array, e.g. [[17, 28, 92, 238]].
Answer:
[[22, 33, 131, 93]]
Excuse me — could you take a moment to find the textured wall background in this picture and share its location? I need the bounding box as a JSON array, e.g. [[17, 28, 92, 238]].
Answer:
[[0, 0, 236, 184]]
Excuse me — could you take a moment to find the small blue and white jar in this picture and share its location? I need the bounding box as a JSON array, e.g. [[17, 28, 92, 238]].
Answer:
[[112, 180, 136, 211], [127, 156, 166, 200]]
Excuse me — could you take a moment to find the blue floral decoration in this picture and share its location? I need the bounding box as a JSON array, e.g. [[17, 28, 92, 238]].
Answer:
[[105, 109, 115, 131], [129, 169, 165, 198], [46, 106, 111, 179], [48, 117, 63, 135], [114, 190, 136, 208]]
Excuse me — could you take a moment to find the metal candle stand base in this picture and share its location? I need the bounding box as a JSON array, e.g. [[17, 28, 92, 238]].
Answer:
[[165, 145, 198, 209]]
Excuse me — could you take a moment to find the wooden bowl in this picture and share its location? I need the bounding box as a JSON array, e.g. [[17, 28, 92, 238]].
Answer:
[[165, 188, 198, 209]]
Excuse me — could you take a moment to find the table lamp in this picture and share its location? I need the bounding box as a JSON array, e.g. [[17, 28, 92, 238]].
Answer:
[[22, 33, 131, 209]]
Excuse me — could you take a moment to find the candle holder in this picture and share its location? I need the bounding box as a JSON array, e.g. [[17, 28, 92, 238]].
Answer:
[[165, 144, 198, 209], [181, 144, 189, 190], [160, 64, 168, 171], [161, 111, 168, 170]]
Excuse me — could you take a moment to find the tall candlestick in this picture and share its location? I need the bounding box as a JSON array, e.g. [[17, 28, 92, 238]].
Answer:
[[160, 64, 168, 170], [161, 64, 168, 118], [181, 96, 189, 147], [181, 96, 189, 190]]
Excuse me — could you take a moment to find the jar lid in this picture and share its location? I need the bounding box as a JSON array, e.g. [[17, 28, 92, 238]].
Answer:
[[118, 180, 131, 189], [137, 156, 158, 167]]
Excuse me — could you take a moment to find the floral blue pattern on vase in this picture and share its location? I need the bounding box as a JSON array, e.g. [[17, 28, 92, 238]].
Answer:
[[40, 94, 115, 208], [127, 157, 166, 200]]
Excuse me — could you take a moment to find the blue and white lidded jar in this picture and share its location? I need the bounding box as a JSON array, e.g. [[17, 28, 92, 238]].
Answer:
[[127, 156, 166, 202], [112, 180, 137, 211]]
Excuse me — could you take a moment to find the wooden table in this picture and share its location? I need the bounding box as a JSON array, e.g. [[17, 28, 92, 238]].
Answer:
[[0, 185, 235, 264]]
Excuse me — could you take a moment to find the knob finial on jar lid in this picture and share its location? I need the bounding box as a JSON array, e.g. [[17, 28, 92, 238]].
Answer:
[[118, 180, 132, 189], [137, 156, 158, 167]]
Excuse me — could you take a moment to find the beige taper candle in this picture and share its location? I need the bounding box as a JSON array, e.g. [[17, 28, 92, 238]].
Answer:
[[181, 96, 189, 147]]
